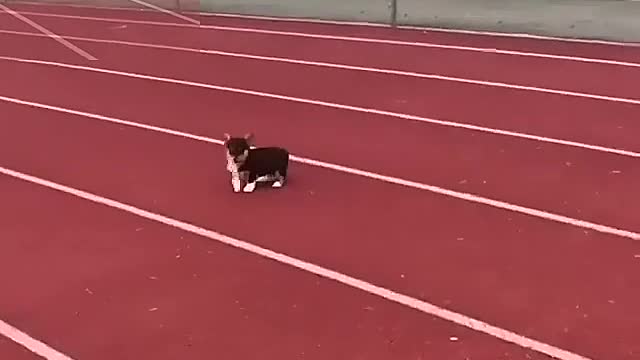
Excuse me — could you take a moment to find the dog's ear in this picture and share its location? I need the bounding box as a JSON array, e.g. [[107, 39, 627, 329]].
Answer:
[[244, 132, 254, 144]]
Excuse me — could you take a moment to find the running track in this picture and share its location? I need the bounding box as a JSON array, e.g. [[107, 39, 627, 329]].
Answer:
[[0, 2, 639, 360]]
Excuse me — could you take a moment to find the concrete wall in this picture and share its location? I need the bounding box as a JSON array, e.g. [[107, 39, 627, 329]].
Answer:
[[397, 0, 640, 42], [198, 0, 393, 24], [10, 0, 640, 42], [198, 0, 640, 43]]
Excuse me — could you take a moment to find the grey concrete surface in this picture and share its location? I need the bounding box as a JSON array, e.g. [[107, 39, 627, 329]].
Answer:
[[201, 0, 640, 42], [198, 0, 640, 42], [199, 0, 392, 23], [397, 0, 640, 42], [7, 0, 640, 43]]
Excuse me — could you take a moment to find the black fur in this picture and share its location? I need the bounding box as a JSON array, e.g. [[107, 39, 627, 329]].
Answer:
[[223, 133, 289, 192], [225, 137, 251, 160], [238, 147, 289, 184]]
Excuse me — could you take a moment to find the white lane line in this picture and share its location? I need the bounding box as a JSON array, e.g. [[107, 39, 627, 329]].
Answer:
[[200, 24, 640, 69], [0, 165, 596, 360], [197, 12, 640, 48], [398, 25, 640, 47], [197, 52, 640, 101], [2, 10, 640, 69], [125, 0, 199, 25], [0, 4, 96, 60], [199, 50, 640, 100], [2, 29, 638, 105], [0, 55, 638, 160], [11, 1, 169, 13], [0, 319, 76, 360], [2, 94, 638, 241], [8, 0, 640, 47]]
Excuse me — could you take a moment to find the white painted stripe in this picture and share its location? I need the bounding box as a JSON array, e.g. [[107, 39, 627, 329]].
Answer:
[[199, 50, 640, 100], [2, 10, 639, 69], [396, 24, 640, 47], [8, 1, 387, 28], [0, 55, 638, 160], [0, 4, 96, 60], [2, 94, 638, 241], [0, 165, 599, 360], [197, 11, 387, 27], [125, 0, 199, 25], [199, 24, 640, 69], [200, 51, 640, 102], [3, 29, 639, 104], [6, 0, 150, 12], [9, 0, 640, 47], [0, 319, 76, 360], [198, 12, 640, 48]]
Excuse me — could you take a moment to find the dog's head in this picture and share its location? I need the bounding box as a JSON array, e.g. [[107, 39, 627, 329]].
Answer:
[[223, 133, 253, 170]]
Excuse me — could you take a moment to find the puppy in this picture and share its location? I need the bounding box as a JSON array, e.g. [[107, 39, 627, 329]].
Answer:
[[223, 133, 289, 193]]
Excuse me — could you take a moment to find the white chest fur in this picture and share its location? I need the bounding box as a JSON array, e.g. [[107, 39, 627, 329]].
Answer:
[[226, 154, 242, 192]]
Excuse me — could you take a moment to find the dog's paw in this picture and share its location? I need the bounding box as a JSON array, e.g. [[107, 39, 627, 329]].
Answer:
[[272, 181, 283, 188], [243, 182, 256, 192], [232, 178, 241, 192]]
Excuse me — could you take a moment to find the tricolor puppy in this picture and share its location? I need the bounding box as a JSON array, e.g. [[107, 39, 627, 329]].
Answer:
[[223, 133, 289, 193]]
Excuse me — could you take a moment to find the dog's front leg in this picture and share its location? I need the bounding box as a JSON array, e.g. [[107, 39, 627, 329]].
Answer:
[[243, 172, 257, 192], [231, 171, 241, 192], [243, 181, 256, 192]]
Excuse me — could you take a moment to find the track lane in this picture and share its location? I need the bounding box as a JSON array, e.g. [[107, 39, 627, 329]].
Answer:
[[0, 12, 92, 62], [2, 8, 636, 360], [199, 18, 640, 63], [1, 100, 639, 360], [0, 11, 37, 32], [8, 9, 640, 99], [1, 176, 556, 360], [3, 2, 199, 24], [0, 43, 639, 232], [200, 30, 640, 100], [0, 336, 43, 360], [195, 13, 640, 64], [3, 32, 638, 155], [7, 1, 640, 63], [0, 12, 207, 49]]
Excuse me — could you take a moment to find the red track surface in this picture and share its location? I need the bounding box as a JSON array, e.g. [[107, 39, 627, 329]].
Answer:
[[1, 3, 639, 360], [0, 335, 42, 360]]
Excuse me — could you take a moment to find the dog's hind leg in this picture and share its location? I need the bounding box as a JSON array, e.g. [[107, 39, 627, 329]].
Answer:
[[272, 168, 287, 188], [273, 156, 289, 188]]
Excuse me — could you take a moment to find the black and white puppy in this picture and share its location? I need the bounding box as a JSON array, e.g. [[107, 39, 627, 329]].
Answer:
[[223, 133, 289, 193]]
